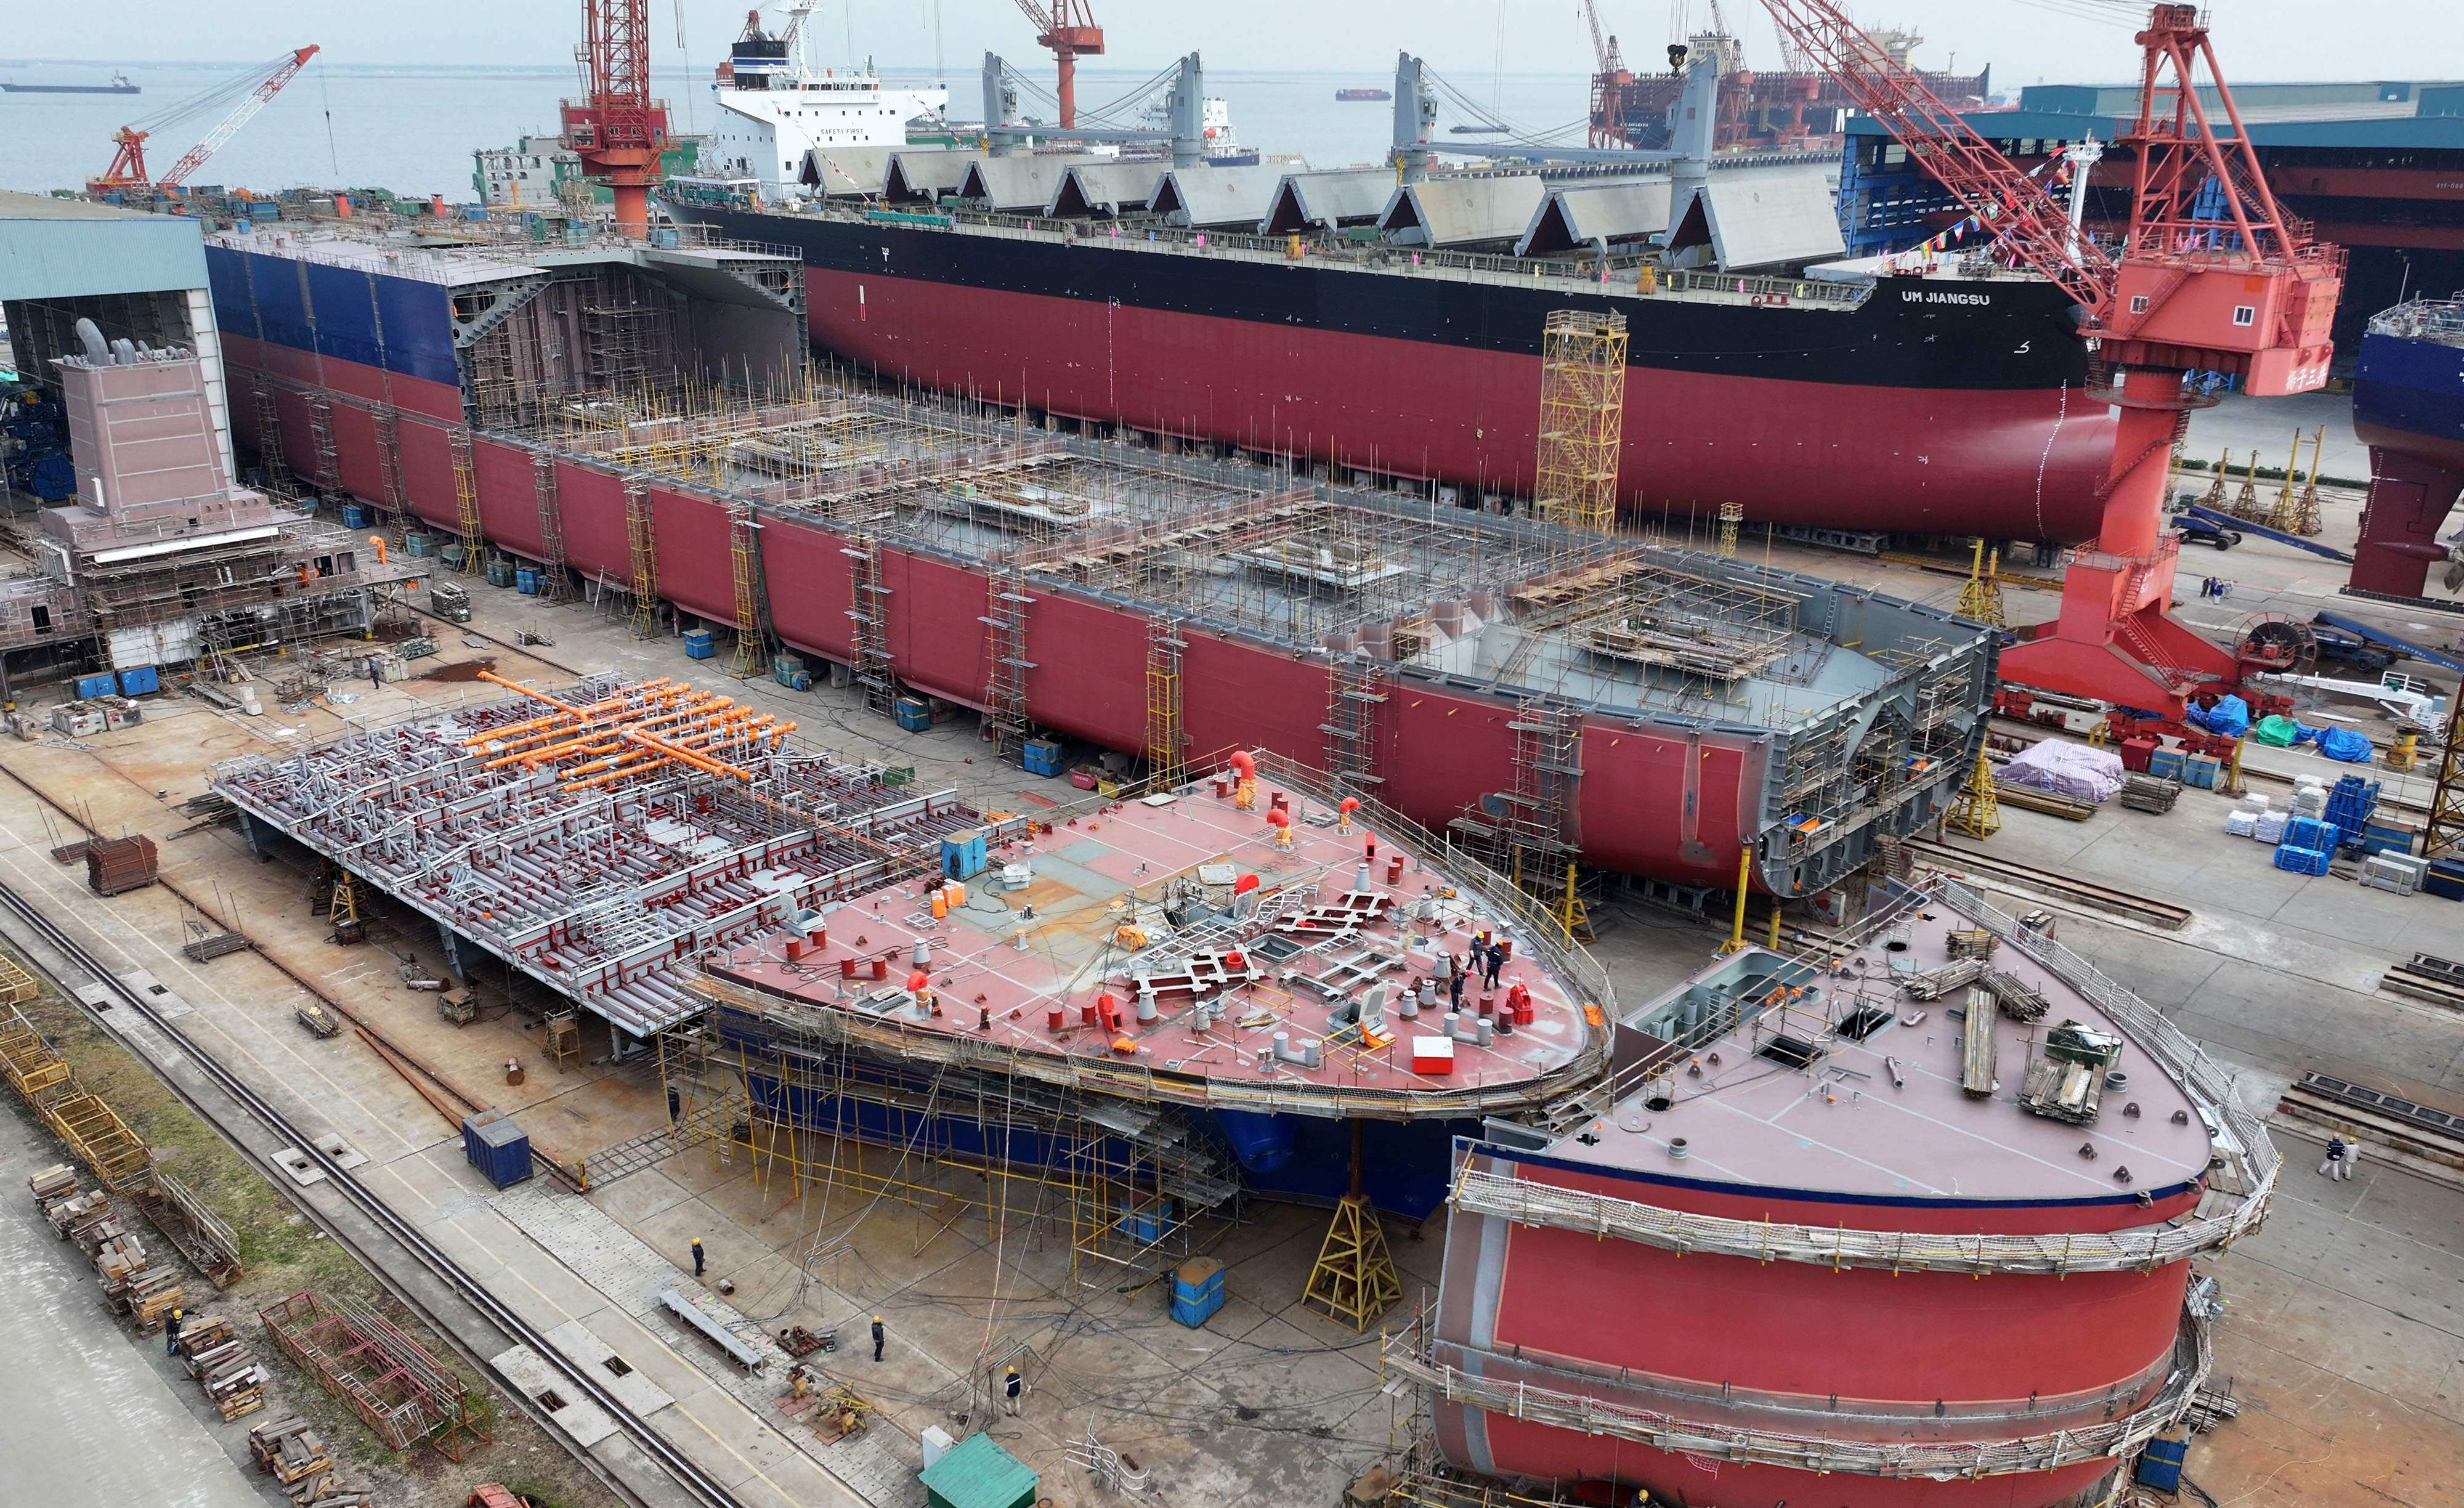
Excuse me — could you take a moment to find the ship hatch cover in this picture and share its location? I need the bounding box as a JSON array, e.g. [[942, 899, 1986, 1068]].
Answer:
[[1757, 1033, 1823, 1071]]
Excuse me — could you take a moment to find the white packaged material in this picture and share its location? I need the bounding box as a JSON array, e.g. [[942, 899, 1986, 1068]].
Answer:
[[2224, 810, 2257, 838], [2245, 793, 2271, 811], [1997, 739, 2126, 803], [2254, 811, 2288, 843]]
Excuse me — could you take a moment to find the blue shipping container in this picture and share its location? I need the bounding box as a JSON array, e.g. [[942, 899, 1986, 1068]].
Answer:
[[75, 673, 118, 699], [116, 666, 161, 697], [2148, 747, 2184, 780], [461, 1110, 533, 1189], [683, 630, 717, 660], [1022, 738, 1064, 777], [941, 830, 987, 879], [894, 696, 932, 732]]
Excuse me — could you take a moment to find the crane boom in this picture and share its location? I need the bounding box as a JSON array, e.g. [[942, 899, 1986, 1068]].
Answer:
[[1755, 1, 2113, 312], [161, 46, 320, 187], [90, 46, 319, 193]]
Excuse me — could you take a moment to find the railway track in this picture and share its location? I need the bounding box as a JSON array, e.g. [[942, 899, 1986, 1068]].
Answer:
[[0, 877, 748, 1508], [1900, 839, 2194, 930]]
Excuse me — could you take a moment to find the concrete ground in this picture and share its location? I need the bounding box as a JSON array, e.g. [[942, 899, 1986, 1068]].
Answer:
[[0, 1103, 276, 1508], [1, 540, 2459, 1507], [2183, 389, 2369, 485]]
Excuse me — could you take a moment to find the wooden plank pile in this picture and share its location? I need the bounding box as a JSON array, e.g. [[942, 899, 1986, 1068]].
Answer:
[[31, 1167, 186, 1331], [179, 1311, 270, 1421], [2119, 774, 2182, 814], [248, 1416, 374, 1505]]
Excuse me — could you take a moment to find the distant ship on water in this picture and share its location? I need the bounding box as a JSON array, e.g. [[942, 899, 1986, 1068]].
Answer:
[[1334, 86, 1390, 101], [2, 71, 139, 95]]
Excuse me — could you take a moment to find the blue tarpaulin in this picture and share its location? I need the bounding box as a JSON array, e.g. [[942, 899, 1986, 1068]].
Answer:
[[2317, 726, 2375, 763], [2187, 694, 2250, 739]]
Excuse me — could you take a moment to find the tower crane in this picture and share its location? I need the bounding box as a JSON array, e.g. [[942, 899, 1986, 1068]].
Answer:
[[561, 0, 671, 238], [1008, 1, 1103, 128], [1754, 1, 2343, 716], [88, 46, 319, 194]]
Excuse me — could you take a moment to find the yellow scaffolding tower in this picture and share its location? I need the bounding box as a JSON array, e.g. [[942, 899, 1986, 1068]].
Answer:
[[1943, 745, 2002, 840], [1303, 1130, 1402, 1331], [1144, 617, 1185, 785], [727, 502, 769, 678], [1716, 501, 1744, 559], [1532, 310, 1627, 535], [624, 476, 659, 638], [1955, 538, 2006, 627], [2229, 448, 2263, 521], [449, 430, 485, 574]]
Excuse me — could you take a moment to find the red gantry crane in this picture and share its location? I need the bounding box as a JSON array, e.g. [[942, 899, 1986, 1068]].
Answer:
[[562, 0, 671, 238], [89, 46, 320, 194], [1581, 1, 1636, 147], [1010, 0, 1104, 129], [1757, 2, 2343, 716]]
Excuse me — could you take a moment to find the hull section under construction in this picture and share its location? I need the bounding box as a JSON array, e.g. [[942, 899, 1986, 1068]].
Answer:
[[203, 228, 1998, 902], [670, 202, 2122, 543], [2351, 301, 2464, 598]]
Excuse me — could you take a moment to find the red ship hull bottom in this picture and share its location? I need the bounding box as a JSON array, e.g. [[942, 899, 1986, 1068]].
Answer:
[[2351, 439, 2464, 598], [804, 269, 2120, 542]]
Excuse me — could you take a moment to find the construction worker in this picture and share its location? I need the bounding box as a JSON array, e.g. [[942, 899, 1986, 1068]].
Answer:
[[870, 1315, 886, 1363], [1003, 1365, 1024, 1415], [1481, 941, 1505, 991], [165, 1307, 184, 1357], [691, 1236, 705, 1277], [2319, 1136, 2355, 1182]]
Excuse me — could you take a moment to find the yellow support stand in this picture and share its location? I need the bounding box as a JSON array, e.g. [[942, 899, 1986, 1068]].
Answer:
[[1943, 747, 2001, 840], [1717, 846, 1752, 955], [1955, 538, 2006, 627], [1552, 859, 1591, 946], [2197, 447, 2229, 511], [1302, 1125, 1400, 1331], [1302, 1194, 1401, 1331], [2291, 425, 2326, 537]]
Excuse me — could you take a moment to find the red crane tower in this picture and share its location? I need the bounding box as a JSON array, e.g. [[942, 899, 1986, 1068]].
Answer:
[[89, 47, 320, 194], [1757, 2, 2343, 717], [561, 0, 671, 237], [1010, 1, 1104, 129], [1579, 1, 1635, 148]]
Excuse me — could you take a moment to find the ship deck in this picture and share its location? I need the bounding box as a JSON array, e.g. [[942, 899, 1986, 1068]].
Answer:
[[702, 778, 1595, 1097], [1569, 902, 2213, 1204]]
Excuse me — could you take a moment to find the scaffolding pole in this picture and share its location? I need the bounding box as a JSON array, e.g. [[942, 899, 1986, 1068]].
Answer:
[[533, 450, 573, 604], [373, 406, 407, 537], [307, 395, 339, 497], [981, 566, 1034, 761], [624, 474, 659, 638], [450, 430, 485, 575], [1321, 651, 1387, 800], [251, 380, 290, 489], [727, 501, 772, 679], [846, 533, 896, 715], [1533, 310, 1627, 536], [1144, 616, 1185, 785]]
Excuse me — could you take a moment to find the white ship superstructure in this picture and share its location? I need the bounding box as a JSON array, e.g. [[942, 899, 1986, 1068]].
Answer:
[[707, 2, 948, 199]]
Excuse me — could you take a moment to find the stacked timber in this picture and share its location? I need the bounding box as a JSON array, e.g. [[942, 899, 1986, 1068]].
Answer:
[[76, 1206, 185, 1330], [180, 1312, 269, 1421], [84, 834, 160, 896], [2120, 774, 2181, 814], [42, 1186, 113, 1244], [248, 1416, 371, 1507]]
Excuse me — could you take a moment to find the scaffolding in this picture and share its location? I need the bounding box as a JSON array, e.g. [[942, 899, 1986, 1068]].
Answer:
[[1531, 310, 1627, 535], [532, 450, 573, 603], [981, 566, 1034, 760], [251, 380, 290, 488], [1716, 501, 1743, 559], [727, 501, 772, 679], [450, 430, 485, 574], [1143, 616, 1185, 785], [258, 1291, 488, 1460], [624, 475, 659, 636], [372, 405, 407, 538], [657, 1018, 1239, 1287], [2428, 691, 2464, 861], [1488, 701, 1589, 941], [1321, 652, 1387, 800], [847, 533, 896, 715], [307, 395, 339, 496]]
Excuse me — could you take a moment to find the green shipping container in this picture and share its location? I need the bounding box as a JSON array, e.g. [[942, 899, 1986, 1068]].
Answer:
[[919, 1433, 1037, 1508]]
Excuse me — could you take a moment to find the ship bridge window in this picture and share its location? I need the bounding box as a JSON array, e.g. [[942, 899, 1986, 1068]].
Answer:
[[2232, 305, 2256, 326]]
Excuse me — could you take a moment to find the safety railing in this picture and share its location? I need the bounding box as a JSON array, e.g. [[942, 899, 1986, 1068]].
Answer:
[[2367, 298, 2464, 349], [1380, 1297, 2213, 1480]]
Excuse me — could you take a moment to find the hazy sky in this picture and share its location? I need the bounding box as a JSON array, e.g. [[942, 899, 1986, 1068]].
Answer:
[[7, 1, 2459, 86]]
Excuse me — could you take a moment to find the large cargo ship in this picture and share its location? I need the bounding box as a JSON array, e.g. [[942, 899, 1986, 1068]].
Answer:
[[2349, 298, 2464, 600], [665, 39, 2118, 545], [2, 72, 139, 95], [1395, 874, 2276, 1506]]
